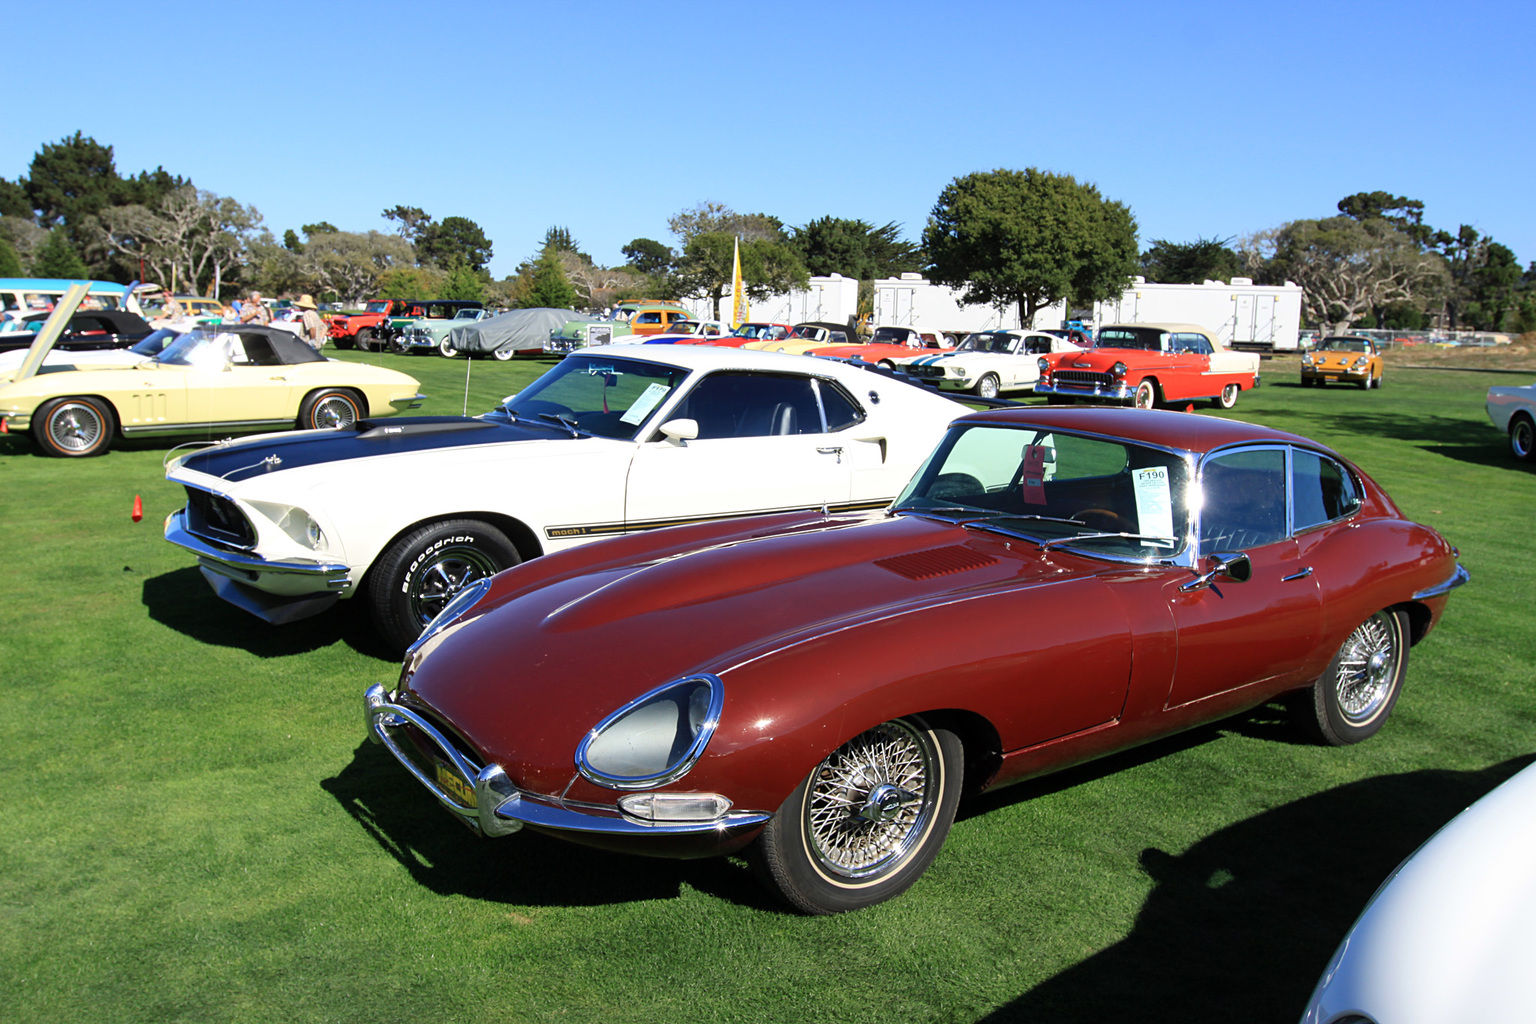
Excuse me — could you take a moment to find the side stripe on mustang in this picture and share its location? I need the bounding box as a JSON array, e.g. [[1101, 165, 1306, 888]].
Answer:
[[545, 498, 893, 540]]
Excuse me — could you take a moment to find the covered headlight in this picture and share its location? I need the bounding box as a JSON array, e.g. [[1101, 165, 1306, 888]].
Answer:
[[1352, 356, 1368, 368], [576, 674, 724, 790], [950, 365, 966, 377], [1111, 362, 1128, 378], [248, 500, 327, 550]]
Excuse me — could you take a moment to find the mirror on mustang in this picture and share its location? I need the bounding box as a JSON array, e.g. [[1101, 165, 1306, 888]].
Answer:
[[658, 418, 698, 446]]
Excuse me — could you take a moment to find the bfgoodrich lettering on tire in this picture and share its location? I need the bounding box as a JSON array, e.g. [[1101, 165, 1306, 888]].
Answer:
[[367, 519, 520, 653], [749, 716, 962, 914]]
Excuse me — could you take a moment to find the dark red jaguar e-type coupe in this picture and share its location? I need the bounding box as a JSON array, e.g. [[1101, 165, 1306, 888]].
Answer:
[[365, 407, 1468, 914]]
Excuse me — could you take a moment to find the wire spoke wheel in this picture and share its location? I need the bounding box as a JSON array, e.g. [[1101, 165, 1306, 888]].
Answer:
[[1332, 612, 1401, 726], [805, 720, 937, 879], [48, 401, 106, 453]]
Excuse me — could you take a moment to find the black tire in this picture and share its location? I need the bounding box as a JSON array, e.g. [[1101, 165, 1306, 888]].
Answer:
[[35, 396, 114, 457], [367, 519, 521, 653], [1212, 382, 1239, 409], [1294, 609, 1409, 746], [1374, 372, 1383, 389], [971, 373, 1000, 400], [1132, 379, 1157, 409], [877, 359, 896, 371], [749, 716, 962, 914], [353, 327, 374, 352], [1509, 414, 1536, 462], [390, 335, 411, 356], [298, 389, 363, 430], [333, 336, 355, 351]]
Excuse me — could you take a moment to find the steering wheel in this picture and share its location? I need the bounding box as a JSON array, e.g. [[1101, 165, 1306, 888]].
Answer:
[[1076, 508, 1134, 533]]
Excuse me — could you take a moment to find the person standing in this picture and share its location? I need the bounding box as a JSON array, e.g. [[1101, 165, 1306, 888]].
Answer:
[[240, 291, 272, 324], [294, 294, 327, 350]]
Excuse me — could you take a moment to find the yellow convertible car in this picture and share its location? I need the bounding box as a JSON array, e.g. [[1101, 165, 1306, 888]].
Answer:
[[0, 324, 424, 457]]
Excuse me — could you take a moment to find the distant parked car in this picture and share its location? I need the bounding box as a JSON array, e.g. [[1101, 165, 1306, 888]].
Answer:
[[0, 309, 156, 354], [903, 329, 1078, 397], [1035, 322, 1261, 410], [1302, 336, 1384, 389], [1486, 380, 1536, 462], [378, 300, 485, 353]]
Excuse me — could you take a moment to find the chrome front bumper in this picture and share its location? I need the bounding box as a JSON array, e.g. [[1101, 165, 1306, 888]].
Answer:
[[364, 684, 771, 839], [1034, 380, 1136, 401], [165, 509, 352, 622]]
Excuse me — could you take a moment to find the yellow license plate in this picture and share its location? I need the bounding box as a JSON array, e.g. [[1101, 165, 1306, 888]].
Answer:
[[436, 762, 476, 808]]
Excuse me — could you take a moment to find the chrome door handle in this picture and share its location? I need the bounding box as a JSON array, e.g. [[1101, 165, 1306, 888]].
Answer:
[[1281, 567, 1313, 582], [816, 446, 844, 463]]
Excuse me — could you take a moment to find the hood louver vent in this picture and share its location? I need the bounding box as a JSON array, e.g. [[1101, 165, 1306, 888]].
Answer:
[[875, 545, 997, 581]]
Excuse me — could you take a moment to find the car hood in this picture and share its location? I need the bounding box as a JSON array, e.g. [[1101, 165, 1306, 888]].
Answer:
[[169, 415, 582, 484], [1302, 761, 1536, 1024], [400, 511, 1087, 793]]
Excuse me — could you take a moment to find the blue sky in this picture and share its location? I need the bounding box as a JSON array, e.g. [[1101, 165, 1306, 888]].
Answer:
[[10, 0, 1532, 280]]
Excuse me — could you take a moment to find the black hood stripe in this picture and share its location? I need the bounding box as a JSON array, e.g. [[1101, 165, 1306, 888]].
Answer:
[[176, 416, 575, 482]]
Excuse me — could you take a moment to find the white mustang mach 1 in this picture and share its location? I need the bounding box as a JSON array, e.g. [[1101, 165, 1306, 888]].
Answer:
[[164, 345, 969, 651]]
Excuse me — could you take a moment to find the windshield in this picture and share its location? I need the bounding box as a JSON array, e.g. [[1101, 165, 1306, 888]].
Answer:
[[503, 354, 689, 440], [872, 327, 915, 344], [1320, 338, 1370, 353], [129, 328, 181, 358], [959, 332, 1016, 354], [893, 423, 1190, 560], [365, 301, 391, 313], [153, 329, 250, 367]]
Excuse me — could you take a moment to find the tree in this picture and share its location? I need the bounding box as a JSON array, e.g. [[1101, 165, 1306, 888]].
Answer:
[[1464, 241, 1522, 331], [673, 232, 808, 312], [0, 178, 30, 219], [300, 230, 417, 303], [622, 237, 673, 276], [923, 168, 1139, 324], [519, 245, 579, 309], [24, 132, 185, 233], [376, 265, 446, 301], [1337, 191, 1439, 248], [439, 257, 488, 303], [382, 205, 432, 243], [100, 186, 262, 297], [282, 228, 304, 253], [33, 229, 89, 278], [790, 217, 922, 280], [1257, 217, 1445, 334], [245, 235, 308, 297], [541, 225, 589, 263], [301, 221, 338, 238], [668, 202, 786, 244], [1139, 236, 1242, 284], [0, 233, 24, 276], [417, 215, 492, 272]]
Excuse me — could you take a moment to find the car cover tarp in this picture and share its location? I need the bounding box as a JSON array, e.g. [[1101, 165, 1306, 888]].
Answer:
[[447, 308, 598, 356]]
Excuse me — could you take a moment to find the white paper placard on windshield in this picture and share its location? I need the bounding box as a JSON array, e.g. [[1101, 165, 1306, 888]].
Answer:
[[622, 383, 672, 425], [1132, 466, 1174, 539]]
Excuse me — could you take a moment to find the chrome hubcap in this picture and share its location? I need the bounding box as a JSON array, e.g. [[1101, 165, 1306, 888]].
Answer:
[[804, 720, 935, 879], [410, 551, 497, 625], [1335, 614, 1399, 724], [49, 404, 103, 452]]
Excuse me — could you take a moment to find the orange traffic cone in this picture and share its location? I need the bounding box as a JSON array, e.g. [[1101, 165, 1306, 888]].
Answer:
[[1185, 404, 1195, 413], [132, 495, 143, 523], [0, 417, 8, 433]]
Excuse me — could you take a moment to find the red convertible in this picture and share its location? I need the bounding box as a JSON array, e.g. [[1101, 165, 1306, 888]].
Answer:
[[365, 407, 1467, 914], [1035, 322, 1261, 409]]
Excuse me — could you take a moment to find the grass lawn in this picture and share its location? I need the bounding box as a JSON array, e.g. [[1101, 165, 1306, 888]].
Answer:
[[1, 345, 1531, 1024]]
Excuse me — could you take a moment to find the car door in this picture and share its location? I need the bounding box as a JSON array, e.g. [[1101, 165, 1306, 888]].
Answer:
[[624, 370, 859, 529], [1162, 445, 1322, 708], [183, 333, 299, 426]]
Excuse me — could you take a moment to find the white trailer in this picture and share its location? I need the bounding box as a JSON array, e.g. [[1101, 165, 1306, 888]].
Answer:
[[1093, 277, 1304, 351], [717, 274, 860, 327]]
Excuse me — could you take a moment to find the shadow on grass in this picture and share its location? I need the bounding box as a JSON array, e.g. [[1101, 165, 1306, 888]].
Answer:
[[976, 753, 1536, 1024], [320, 740, 777, 912], [142, 567, 398, 661]]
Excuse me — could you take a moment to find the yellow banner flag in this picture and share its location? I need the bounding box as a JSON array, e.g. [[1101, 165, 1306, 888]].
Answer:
[[731, 236, 750, 328]]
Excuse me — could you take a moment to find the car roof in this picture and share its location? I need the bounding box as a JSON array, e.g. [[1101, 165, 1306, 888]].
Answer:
[[959, 406, 1324, 456], [573, 342, 937, 382], [1101, 322, 1216, 337]]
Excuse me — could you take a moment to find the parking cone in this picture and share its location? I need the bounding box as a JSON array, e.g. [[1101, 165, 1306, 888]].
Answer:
[[0, 417, 8, 433], [1185, 404, 1195, 413], [132, 495, 143, 522]]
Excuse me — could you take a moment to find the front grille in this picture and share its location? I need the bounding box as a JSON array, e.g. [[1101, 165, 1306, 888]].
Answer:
[[1053, 370, 1116, 388], [404, 327, 430, 342], [907, 364, 943, 379], [184, 487, 255, 549]]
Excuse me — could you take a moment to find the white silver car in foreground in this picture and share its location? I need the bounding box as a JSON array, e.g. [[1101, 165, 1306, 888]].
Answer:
[[164, 345, 968, 651], [1486, 381, 1536, 461], [1299, 760, 1536, 1023]]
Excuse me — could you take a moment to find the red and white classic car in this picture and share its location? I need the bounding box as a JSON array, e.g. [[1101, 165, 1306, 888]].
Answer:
[[1034, 322, 1261, 409], [366, 407, 1467, 914]]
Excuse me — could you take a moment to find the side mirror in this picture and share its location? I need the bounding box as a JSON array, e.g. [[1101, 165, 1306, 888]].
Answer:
[[658, 418, 698, 446], [1180, 551, 1252, 593]]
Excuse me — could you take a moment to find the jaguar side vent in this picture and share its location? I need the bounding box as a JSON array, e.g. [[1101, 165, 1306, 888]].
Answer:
[[875, 545, 997, 581]]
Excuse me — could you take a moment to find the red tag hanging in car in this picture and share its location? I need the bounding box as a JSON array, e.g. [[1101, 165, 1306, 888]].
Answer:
[[1021, 445, 1047, 505]]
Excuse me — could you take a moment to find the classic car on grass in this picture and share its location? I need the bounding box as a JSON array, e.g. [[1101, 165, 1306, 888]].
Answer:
[[163, 345, 967, 652], [544, 317, 634, 356], [690, 322, 796, 349], [398, 305, 495, 356], [0, 309, 157, 353], [363, 406, 1466, 914], [902, 329, 1081, 397], [811, 325, 952, 368], [1300, 760, 1536, 1023], [0, 326, 182, 374], [1486, 379, 1536, 462], [1035, 322, 1261, 409], [1301, 335, 1385, 389], [374, 300, 484, 353], [0, 324, 423, 457], [327, 299, 407, 352]]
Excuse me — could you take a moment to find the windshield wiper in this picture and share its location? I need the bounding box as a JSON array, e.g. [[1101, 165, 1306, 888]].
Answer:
[[1039, 531, 1177, 550], [891, 505, 998, 522], [537, 412, 582, 437]]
